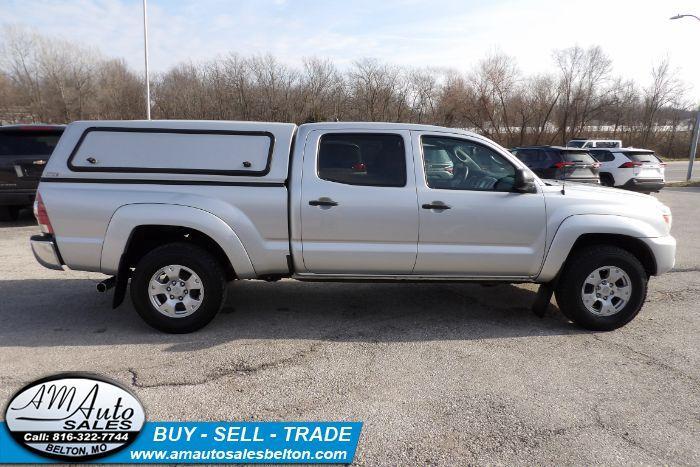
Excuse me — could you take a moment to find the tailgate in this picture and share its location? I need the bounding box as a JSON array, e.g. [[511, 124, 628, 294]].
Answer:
[[0, 129, 61, 189], [0, 155, 48, 190], [569, 163, 598, 179], [637, 162, 664, 179]]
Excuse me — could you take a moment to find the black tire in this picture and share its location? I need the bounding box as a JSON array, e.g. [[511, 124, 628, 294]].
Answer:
[[0, 206, 21, 221], [599, 173, 615, 187], [555, 245, 648, 331], [130, 242, 227, 333]]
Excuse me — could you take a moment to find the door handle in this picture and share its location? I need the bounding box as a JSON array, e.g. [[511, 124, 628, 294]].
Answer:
[[422, 203, 451, 210], [309, 198, 338, 207]]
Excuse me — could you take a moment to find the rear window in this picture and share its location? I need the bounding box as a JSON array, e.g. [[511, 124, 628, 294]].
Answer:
[[623, 151, 657, 163], [567, 141, 586, 148], [0, 131, 61, 156], [561, 151, 596, 163]]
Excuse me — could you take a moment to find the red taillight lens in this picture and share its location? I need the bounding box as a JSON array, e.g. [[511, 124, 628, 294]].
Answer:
[[351, 162, 366, 171], [553, 161, 575, 169], [33, 193, 53, 234], [619, 161, 643, 168]]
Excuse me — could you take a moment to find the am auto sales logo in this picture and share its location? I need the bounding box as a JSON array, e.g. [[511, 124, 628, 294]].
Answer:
[[4, 373, 145, 461]]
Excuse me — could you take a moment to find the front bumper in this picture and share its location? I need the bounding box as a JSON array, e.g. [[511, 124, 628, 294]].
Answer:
[[640, 235, 676, 275], [621, 178, 665, 192], [30, 234, 64, 270]]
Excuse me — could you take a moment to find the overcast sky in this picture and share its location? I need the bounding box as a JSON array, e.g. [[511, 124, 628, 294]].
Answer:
[[3, 0, 699, 98]]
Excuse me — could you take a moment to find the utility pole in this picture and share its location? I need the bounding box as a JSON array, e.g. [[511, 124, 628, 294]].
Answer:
[[143, 0, 151, 120], [670, 13, 700, 180]]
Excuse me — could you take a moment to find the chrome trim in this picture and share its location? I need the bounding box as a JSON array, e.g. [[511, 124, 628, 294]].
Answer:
[[30, 236, 63, 270]]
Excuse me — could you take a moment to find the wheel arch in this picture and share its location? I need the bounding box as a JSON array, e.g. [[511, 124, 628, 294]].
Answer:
[[538, 214, 659, 282], [100, 203, 256, 280]]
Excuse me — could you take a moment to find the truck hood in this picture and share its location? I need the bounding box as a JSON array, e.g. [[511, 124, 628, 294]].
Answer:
[[541, 181, 671, 236], [542, 180, 652, 201]]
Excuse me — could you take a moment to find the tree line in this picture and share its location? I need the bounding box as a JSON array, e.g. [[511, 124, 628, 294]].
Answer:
[[0, 25, 695, 157]]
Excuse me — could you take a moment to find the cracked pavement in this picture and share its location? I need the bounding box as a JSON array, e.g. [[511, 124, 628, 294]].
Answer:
[[0, 187, 699, 465]]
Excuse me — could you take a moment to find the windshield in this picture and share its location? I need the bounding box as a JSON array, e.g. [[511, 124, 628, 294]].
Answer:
[[0, 131, 62, 157], [562, 151, 596, 163]]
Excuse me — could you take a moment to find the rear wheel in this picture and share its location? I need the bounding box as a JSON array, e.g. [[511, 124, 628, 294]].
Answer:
[[599, 173, 615, 187], [0, 206, 21, 221], [555, 246, 648, 331], [130, 242, 227, 333]]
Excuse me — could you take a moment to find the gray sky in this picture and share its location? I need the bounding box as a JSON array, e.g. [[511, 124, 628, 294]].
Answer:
[[3, 0, 699, 99]]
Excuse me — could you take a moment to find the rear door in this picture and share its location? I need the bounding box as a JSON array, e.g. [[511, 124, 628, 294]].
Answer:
[[299, 130, 419, 274]]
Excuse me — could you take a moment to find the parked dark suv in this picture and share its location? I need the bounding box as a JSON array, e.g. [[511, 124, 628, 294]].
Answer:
[[511, 146, 600, 184], [0, 124, 65, 220]]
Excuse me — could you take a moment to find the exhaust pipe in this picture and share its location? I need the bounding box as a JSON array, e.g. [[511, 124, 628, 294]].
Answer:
[[96, 276, 116, 293]]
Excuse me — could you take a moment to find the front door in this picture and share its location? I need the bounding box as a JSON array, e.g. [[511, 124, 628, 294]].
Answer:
[[412, 131, 547, 277], [300, 130, 419, 274]]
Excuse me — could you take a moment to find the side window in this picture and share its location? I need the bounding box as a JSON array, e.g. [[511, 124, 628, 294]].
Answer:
[[422, 136, 516, 192], [317, 133, 406, 187]]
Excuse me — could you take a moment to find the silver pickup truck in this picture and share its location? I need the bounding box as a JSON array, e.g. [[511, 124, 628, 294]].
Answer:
[[31, 121, 675, 333]]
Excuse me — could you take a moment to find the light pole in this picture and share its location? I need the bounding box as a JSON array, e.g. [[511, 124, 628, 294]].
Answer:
[[670, 13, 700, 181], [143, 0, 151, 120]]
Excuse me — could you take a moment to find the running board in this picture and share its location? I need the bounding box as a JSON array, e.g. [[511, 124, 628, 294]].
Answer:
[[292, 273, 534, 283]]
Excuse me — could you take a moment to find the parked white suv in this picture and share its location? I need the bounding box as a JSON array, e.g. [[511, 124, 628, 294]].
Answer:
[[567, 139, 622, 149], [589, 148, 665, 192], [30, 121, 675, 333]]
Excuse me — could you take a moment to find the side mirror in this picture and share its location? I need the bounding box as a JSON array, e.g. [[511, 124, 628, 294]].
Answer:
[[513, 168, 537, 193]]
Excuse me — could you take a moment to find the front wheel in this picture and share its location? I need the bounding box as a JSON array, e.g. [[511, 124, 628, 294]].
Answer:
[[555, 246, 648, 331], [130, 243, 227, 333]]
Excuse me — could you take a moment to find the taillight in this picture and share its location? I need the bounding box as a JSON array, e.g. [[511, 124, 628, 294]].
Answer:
[[619, 161, 643, 168], [351, 162, 366, 171], [553, 161, 575, 169], [33, 192, 53, 234]]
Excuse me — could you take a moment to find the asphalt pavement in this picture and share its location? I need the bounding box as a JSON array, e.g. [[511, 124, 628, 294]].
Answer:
[[664, 160, 699, 182], [0, 188, 698, 465]]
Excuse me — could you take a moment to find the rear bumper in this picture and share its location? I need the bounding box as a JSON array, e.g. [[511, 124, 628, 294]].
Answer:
[[640, 235, 676, 275], [621, 178, 665, 192], [30, 234, 64, 270], [0, 189, 35, 206]]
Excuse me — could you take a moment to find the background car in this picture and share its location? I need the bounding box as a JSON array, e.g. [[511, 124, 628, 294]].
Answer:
[[0, 124, 65, 221], [511, 146, 600, 184], [566, 139, 622, 148], [423, 143, 455, 180], [588, 148, 665, 192]]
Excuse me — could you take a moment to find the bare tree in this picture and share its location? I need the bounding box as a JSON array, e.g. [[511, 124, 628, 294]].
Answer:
[[640, 56, 686, 145], [0, 25, 695, 158]]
